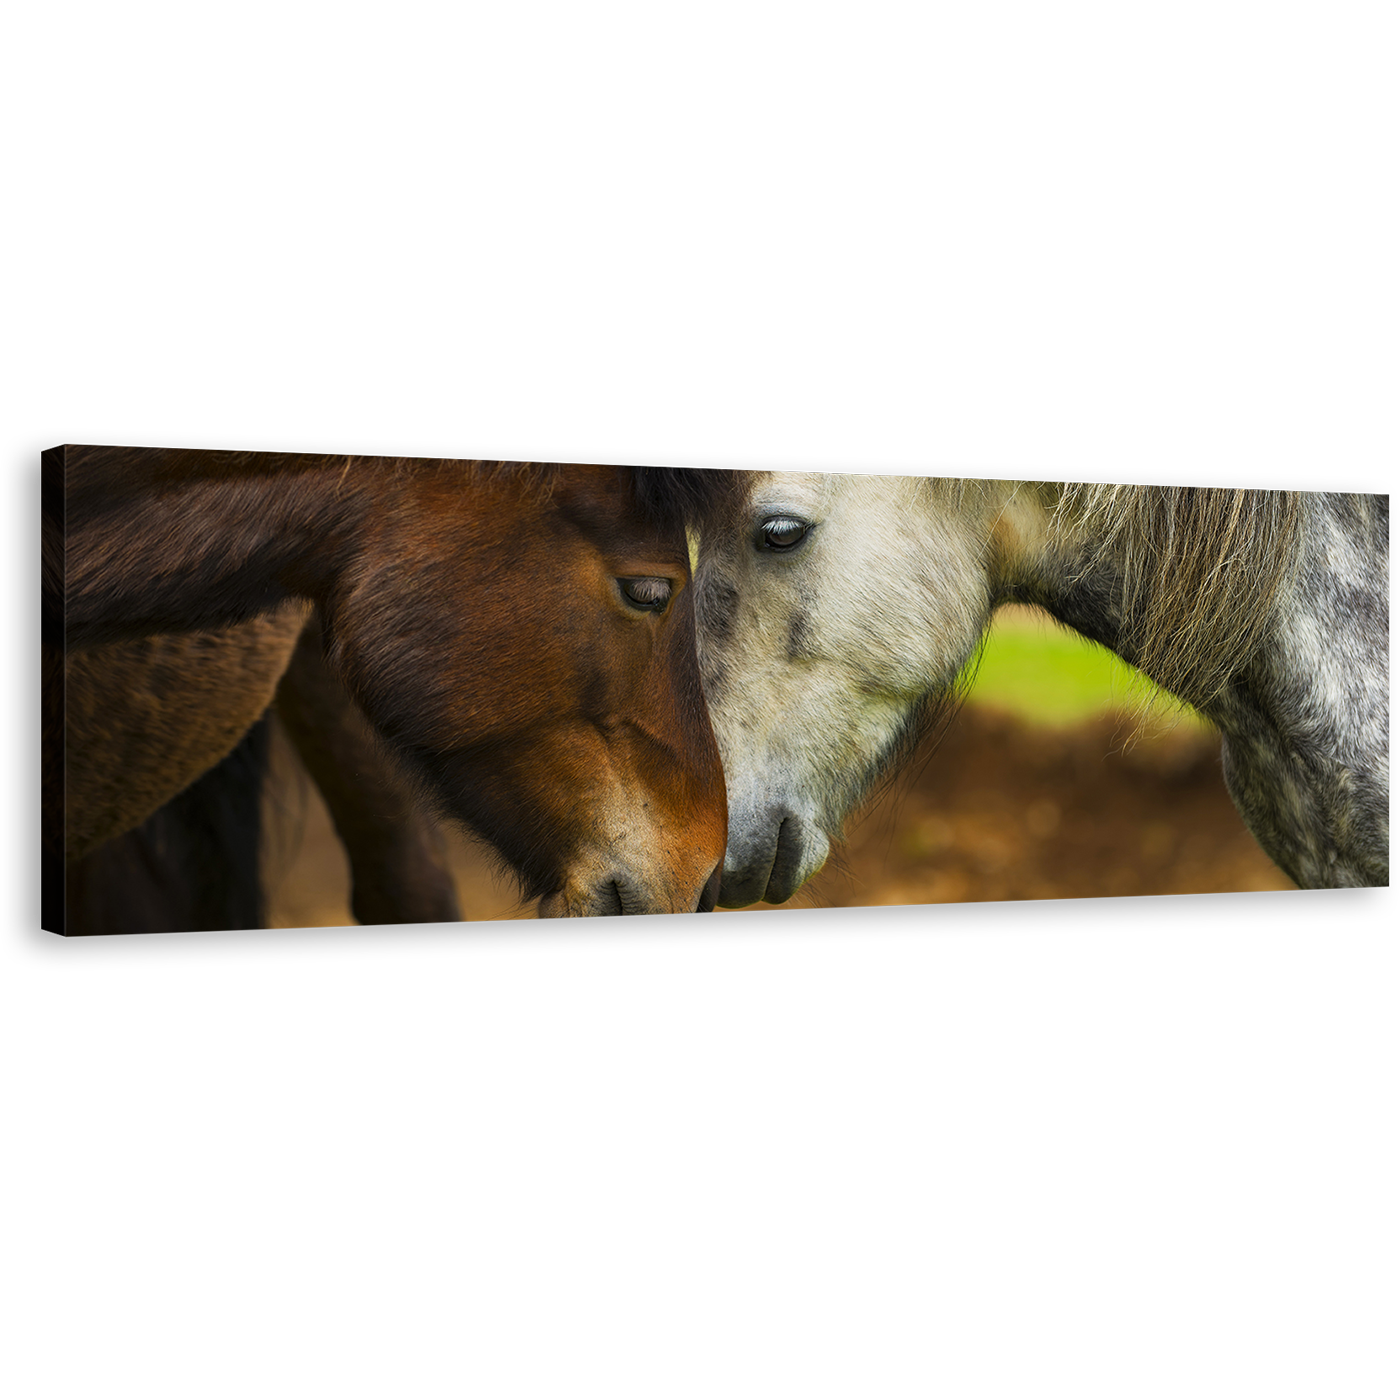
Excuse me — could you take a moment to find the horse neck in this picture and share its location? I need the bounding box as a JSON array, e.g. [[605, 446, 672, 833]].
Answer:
[[1223, 492, 1388, 751], [56, 448, 372, 646], [977, 483, 1388, 887]]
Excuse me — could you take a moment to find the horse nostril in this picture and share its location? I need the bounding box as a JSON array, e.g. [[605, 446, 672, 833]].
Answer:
[[696, 862, 722, 913]]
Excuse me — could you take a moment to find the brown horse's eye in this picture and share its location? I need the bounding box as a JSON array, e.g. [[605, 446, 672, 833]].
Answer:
[[619, 577, 673, 612]]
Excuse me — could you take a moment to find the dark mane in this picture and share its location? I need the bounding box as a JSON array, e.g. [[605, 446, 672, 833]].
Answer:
[[470, 461, 746, 534], [628, 466, 747, 534], [60, 448, 743, 538], [405, 457, 746, 535]]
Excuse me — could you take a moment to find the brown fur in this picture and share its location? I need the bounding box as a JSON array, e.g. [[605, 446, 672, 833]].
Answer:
[[60, 605, 310, 860]]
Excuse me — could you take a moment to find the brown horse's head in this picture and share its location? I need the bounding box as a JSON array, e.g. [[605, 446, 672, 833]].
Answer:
[[326, 463, 733, 916]]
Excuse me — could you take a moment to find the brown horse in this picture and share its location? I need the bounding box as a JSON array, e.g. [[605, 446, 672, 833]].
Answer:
[[43, 445, 734, 930]]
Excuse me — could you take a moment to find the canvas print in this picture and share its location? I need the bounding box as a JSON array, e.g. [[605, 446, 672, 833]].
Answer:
[[42, 445, 1389, 935]]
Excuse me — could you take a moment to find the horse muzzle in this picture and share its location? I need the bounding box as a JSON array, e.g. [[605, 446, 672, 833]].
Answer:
[[718, 806, 830, 907], [537, 860, 724, 918]]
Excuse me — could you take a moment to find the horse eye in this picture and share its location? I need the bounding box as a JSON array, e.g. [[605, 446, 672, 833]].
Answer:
[[619, 577, 673, 611], [758, 517, 811, 551]]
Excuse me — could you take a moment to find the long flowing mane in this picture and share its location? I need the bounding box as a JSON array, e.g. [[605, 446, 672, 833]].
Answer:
[[904, 475, 1304, 710], [1052, 483, 1303, 708]]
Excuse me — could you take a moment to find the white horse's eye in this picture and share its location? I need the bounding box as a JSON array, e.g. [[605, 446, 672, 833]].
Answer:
[[758, 517, 811, 551]]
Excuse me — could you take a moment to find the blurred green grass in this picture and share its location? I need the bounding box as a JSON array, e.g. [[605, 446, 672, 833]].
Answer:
[[962, 606, 1210, 728]]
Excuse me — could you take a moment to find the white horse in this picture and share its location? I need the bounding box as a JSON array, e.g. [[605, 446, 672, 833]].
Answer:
[[692, 473, 1389, 902]]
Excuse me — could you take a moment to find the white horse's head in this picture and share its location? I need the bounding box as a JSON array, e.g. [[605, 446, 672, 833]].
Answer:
[[695, 472, 1384, 899], [693, 472, 1002, 906]]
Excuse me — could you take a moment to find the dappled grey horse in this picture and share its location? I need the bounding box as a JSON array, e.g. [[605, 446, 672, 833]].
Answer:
[[692, 475, 1388, 901]]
